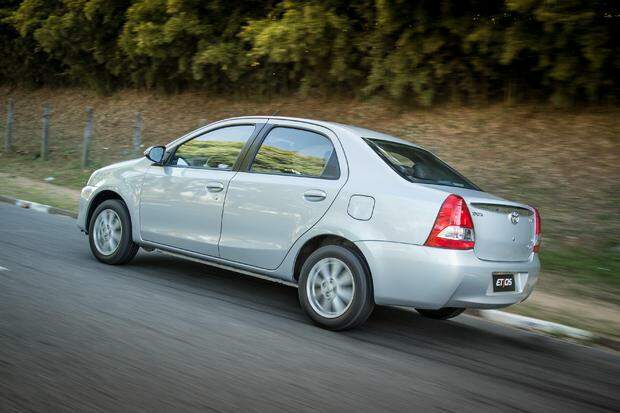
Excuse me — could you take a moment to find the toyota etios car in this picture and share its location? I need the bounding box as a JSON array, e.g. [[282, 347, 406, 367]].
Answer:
[[78, 116, 541, 330]]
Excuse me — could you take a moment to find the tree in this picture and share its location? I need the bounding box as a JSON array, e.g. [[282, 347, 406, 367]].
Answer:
[[118, 0, 267, 91], [0, 0, 58, 86], [9, 0, 131, 91], [240, 0, 363, 95], [0, 0, 617, 104], [502, 0, 619, 105]]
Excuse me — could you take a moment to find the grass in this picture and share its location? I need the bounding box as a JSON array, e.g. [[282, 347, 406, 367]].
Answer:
[[0, 174, 79, 212], [506, 299, 619, 340], [541, 248, 620, 293], [0, 153, 98, 189]]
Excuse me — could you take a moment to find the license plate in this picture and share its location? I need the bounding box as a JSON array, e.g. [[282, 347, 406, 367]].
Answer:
[[492, 273, 515, 292]]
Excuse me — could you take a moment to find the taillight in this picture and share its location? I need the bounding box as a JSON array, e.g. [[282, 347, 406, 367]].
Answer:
[[424, 194, 475, 250], [533, 207, 542, 253]]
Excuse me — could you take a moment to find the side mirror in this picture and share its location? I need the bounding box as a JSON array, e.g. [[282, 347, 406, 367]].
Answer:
[[144, 145, 165, 164]]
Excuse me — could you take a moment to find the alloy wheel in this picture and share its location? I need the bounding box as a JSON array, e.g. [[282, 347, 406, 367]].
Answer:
[[93, 209, 123, 256], [306, 257, 356, 318]]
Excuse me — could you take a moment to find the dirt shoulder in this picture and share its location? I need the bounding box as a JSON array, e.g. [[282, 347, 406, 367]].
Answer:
[[0, 173, 80, 212], [507, 290, 620, 339]]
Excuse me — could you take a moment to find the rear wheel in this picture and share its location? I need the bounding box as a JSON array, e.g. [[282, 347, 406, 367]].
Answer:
[[88, 199, 139, 265], [416, 307, 465, 320], [298, 245, 374, 330]]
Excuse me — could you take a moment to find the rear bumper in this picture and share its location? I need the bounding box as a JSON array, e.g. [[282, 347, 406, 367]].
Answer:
[[355, 241, 540, 309]]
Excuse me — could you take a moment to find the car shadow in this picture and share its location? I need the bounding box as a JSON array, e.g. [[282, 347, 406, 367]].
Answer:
[[123, 251, 565, 358]]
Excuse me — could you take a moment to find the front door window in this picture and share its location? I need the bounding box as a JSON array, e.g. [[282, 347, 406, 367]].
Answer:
[[169, 125, 255, 170]]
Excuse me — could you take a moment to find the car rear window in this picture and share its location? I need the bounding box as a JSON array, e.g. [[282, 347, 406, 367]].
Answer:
[[365, 138, 480, 190]]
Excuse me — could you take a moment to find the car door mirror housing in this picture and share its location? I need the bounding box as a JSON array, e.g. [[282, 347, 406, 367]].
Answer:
[[144, 146, 166, 164]]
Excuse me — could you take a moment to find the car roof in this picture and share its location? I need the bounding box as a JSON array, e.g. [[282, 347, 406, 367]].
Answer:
[[224, 116, 421, 148]]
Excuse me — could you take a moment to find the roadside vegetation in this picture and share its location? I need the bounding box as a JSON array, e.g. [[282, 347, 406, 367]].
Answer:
[[0, 173, 79, 212], [1, 1, 618, 107]]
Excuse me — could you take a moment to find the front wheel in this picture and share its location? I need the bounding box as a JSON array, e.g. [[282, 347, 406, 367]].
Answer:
[[88, 199, 139, 265], [298, 245, 374, 330]]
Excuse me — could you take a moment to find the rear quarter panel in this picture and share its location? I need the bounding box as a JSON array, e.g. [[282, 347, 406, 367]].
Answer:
[[272, 127, 451, 279], [309, 127, 448, 245]]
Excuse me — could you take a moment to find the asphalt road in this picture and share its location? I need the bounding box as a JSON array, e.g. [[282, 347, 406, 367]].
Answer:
[[0, 203, 618, 412]]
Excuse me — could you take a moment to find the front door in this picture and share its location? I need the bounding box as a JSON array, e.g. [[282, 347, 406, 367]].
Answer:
[[219, 121, 347, 269], [139, 123, 258, 256]]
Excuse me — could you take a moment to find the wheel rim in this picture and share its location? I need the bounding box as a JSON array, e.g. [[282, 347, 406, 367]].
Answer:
[[93, 209, 122, 256], [306, 257, 355, 319]]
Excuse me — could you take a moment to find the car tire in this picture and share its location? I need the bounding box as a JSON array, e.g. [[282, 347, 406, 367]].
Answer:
[[298, 245, 374, 330], [416, 307, 465, 320], [88, 199, 139, 265]]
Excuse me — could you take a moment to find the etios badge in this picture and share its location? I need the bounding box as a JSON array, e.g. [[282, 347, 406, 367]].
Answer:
[[509, 211, 520, 225]]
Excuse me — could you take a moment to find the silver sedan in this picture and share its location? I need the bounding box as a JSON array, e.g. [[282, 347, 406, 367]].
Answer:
[[78, 116, 541, 330]]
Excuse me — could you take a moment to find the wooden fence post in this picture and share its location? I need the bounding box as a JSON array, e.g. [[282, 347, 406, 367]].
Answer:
[[4, 98, 14, 152], [133, 111, 142, 156], [82, 107, 93, 168], [41, 103, 51, 160]]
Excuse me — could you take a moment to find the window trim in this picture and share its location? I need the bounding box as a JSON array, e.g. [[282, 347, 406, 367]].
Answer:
[[364, 138, 481, 191], [165, 123, 258, 171], [244, 125, 341, 180]]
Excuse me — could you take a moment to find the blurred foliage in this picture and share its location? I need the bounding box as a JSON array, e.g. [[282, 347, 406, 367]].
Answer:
[[540, 247, 620, 290], [8, 0, 131, 91], [118, 0, 269, 91], [0, 0, 60, 87], [0, 0, 618, 105]]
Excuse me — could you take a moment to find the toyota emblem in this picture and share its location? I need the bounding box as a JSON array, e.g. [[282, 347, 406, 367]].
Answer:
[[510, 211, 520, 225]]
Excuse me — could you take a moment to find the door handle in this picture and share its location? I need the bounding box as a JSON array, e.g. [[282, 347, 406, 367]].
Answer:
[[303, 189, 327, 202], [206, 182, 225, 192]]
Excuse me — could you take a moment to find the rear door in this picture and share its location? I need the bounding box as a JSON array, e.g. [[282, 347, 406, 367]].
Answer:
[[139, 122, 261, 256], [219, 120, 347, 269]]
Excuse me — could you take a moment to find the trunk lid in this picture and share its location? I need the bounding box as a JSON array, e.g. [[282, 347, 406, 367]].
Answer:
[[423, 185, 535, 262]]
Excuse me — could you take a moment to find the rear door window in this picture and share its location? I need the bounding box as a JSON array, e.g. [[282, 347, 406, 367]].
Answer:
[[250, 127, 340, 179], [366, 138, 479, 190]]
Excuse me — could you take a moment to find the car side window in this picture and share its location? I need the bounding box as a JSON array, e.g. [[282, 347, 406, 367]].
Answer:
[[168, 125, 255, 170], [250, 127, 340, 179]]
